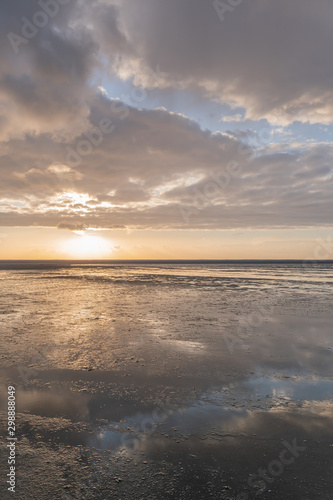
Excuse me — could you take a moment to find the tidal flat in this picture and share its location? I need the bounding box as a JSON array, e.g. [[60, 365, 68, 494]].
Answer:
[[0, 261, 332, 499]]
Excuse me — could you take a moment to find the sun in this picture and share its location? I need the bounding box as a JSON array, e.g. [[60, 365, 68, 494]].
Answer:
[[62, 233, 112, 259]]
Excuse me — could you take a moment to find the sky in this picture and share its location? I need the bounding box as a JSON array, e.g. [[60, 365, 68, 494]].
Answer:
[[0, 0, 333, 259]]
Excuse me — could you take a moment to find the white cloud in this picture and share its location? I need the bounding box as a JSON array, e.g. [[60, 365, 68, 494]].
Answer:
[[220, 114, 244, 123]]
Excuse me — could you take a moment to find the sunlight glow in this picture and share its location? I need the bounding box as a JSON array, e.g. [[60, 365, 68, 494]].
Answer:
[[61, 233, 112, 258]]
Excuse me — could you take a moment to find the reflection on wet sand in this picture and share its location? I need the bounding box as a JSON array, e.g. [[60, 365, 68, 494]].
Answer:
[[1, 370, 332, 499], [0, 262, 332, 498]]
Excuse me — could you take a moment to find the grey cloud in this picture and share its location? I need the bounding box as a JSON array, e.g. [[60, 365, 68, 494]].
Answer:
[[1, 0, 97, 140], [2, 0, 333, 143], [0, 91, 332, 230], [57, 221, 87, 231], [95, 0, 333, 125], [0, 1, 332, 232]]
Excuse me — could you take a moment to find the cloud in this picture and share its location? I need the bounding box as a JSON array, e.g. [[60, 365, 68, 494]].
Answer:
[[0, 90, 332, 230], [1, 1, 332, 232], [90, 0, 333, 125], [57, 221, 87, 231], [220, 114, 244, 123], [3, 0, 333, 139], [2, 0, 333, 143], [1, 0, 98, 141]]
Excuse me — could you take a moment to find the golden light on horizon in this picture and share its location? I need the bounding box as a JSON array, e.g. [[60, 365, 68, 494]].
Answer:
[[61, 232, 113, 259]]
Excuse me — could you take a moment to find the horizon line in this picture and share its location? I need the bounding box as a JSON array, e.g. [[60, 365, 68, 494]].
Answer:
[[0, 259, 332, 263]]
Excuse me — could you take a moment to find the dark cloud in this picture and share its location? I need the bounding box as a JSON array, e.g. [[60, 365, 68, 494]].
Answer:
[[0, 0, 332, 231], [3, 0, 333, 140], [0, 92, 332, 229], [1, 0, 97, 140], [57, 221, 87, 231], [97, 0, 333, 125]]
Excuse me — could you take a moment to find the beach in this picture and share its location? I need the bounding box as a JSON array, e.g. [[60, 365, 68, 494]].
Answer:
[[0, 261, 332, 499]]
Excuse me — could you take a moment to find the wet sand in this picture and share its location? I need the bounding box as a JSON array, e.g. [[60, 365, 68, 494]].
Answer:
[[0, 262, 332, 499]]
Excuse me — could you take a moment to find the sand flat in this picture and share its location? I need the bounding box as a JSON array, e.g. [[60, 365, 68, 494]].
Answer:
[[0, 261, 332, 499]]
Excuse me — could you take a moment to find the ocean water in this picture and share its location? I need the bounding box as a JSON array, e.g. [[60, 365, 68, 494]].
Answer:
[[0, 261, 333, 499]]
